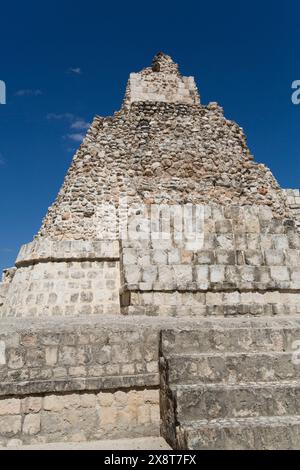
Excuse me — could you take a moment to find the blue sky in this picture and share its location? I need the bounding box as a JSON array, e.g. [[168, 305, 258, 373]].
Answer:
[[0, 0, 299, 273]]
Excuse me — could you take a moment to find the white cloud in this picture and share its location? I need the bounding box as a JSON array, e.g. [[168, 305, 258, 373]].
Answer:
[[68, 67, 82, 75], [47, 113, 75, 121], [15, 89, 42, 97], [67, 133, 85, 142], [70, 119, 90, 130], [47, 113, 90, 144]]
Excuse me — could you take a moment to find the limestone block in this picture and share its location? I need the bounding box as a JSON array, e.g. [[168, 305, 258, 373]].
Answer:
[[245, 218, 260, 233], [158, 266, 175, 288], [142, 266, 158, 283], [247, 234, 260, 250], [211, 207, 224, 221], [0, 398, 21, 416], [80, 394, 97, 408], [0, 340, 6, 365], [139, 254, 151, 268], [265, 250, 285, 266], [68, 366, 87, 377], [97, 392, 114, 407], [58, 346, 77, 366], [180, 250, 194, 264], [239, 266, 255, 282], [173, 266, 193, 288], [6, 439, 23, 448], [195, 266, 209, 289], [100, 407, 118, 427], [256, 267, 272, 284], [215, 235, 235, 250], [196, 251, 215, 264], [168, 249, 181, 264], [285, 250, 300, 266], [260, 235, 273, 250], [225, 266, 240, 285], [210, 266, 225, 283], [244, 250, 264, 266], [215, 250, 236, 265], [7, 348, 24, 369], [290, 268, 300, 289], [0, 415, 22, 435], [234, 234, 248, 250], [152, 250, 168, 265], [23, 414, 41, 435], [273, 235, 289, 250], [270, 266, 290, 282], [119, 363, 134, 376], [223, 292, 240, 304], [124, 265, 141, 285], [201, 235, 212, 250], [215, 220, 233, 233], [206, 292, 223, 306], [21, 397, 42, 414], [123, 248, 138, 265]]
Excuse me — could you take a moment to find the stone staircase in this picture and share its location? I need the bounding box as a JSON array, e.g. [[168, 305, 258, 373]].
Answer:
[[160, 317, 300, 449]]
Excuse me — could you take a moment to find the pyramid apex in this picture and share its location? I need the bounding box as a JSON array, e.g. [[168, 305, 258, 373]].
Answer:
[[123, 53, 200, 106], [151, 52, 179, 74]]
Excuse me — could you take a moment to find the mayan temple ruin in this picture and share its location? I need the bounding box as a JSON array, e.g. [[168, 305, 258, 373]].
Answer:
[[1, 52, 300, 449]]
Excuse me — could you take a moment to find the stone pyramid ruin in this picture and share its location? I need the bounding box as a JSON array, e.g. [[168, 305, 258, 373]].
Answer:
[[1, 53, 300, 449]]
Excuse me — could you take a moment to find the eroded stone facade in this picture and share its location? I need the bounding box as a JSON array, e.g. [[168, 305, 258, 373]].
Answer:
[[0, 316, 160, 446], [36, 54, 288, 241], [0, 389, 160, 446], [1, 53, 300, 449], [1, 53, 299, 319]]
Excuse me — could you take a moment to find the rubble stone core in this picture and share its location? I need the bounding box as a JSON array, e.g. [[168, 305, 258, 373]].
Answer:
[[1, 52, 300, 449]]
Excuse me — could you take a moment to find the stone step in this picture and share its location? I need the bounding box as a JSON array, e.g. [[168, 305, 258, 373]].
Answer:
[[173, 382, 300, 421], [166, 351, 300, 384], [177, 415, 300, 450], [162, 324, 300, 355], [127, 305, 300, 317], [0, 437, 171, 451]]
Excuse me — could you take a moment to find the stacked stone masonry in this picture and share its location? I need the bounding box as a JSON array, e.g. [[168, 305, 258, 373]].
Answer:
[[283, 189, 300, 228], [160, 317, 300, 449], [121, 204, 300, 316], [0, 317, 160, 446], [1, 53, 300, 449], [1, 241, 121, 318], [36, 54, 289, 241], [0, 389, 160, 446]]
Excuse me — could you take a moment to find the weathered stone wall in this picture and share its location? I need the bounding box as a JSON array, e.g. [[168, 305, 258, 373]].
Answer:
[[37, 54, 289, 242], [1, 53, 300, 449], [0, 268, 16, 316], [283, 189, 300, 228], [2, 261, 120, 318], [127, 292, 300, 317], [121, 204, 300, 316], [0, 317, 160, 446], [1, 241, 121, 318], [160, 317, 300, 450], [0, 389, 160, 446], [15, 240, 119, 266], [0, 284, 8, 313], [123, 52, 199, 107], [0, 317, 159, 395], [3, 204, 300, 319]]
